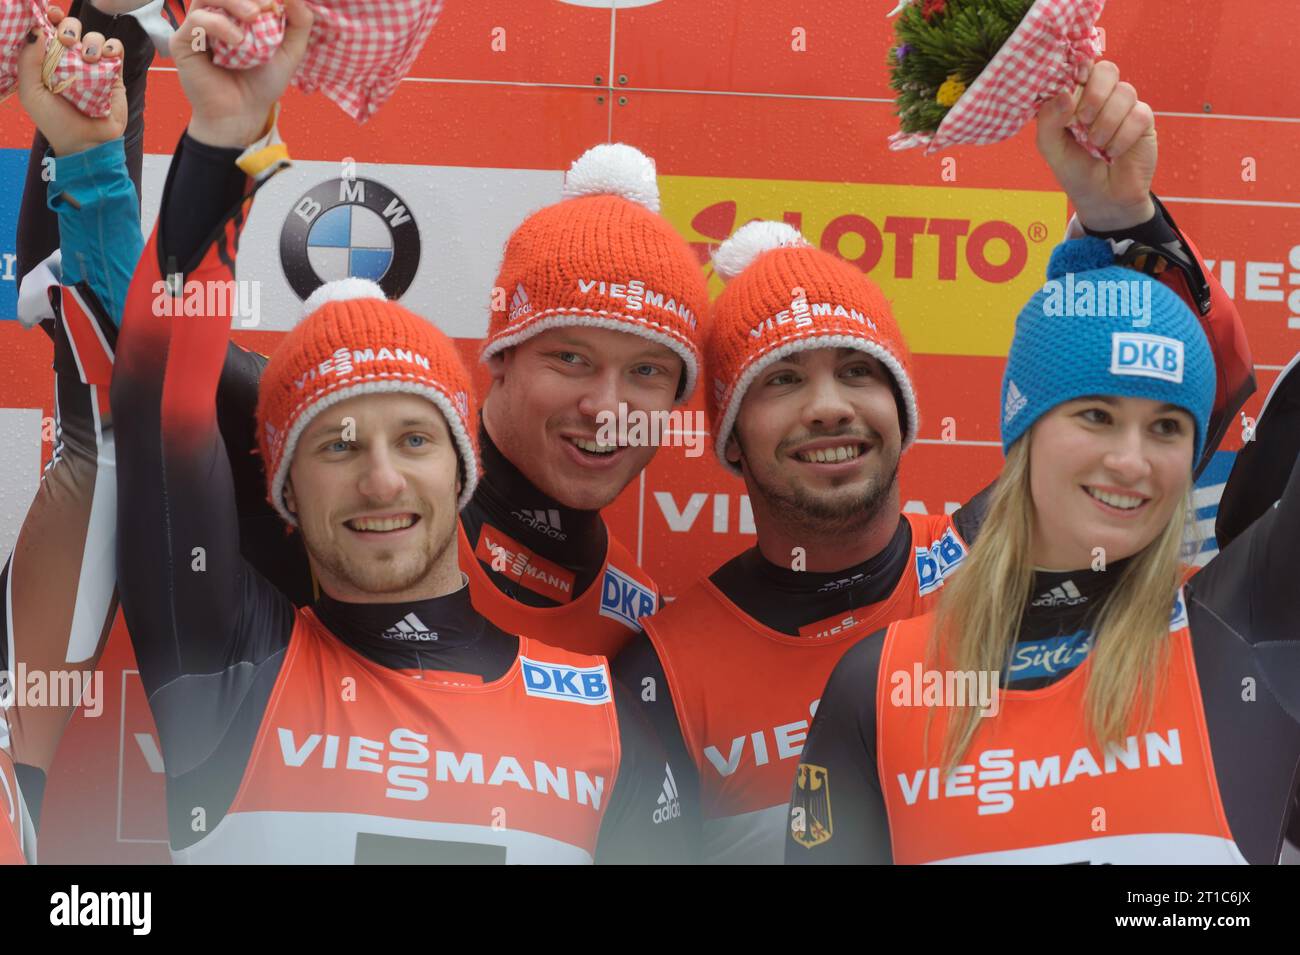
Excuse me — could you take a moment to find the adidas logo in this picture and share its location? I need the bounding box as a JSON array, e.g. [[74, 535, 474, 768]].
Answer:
[[382, 612, 439, 642], [1032, 580, 1087, 607], [1004, 380, 1028, 424], [511, 508, 566, 541], [508, 283, 532, 322], [652, 763, 681, 825]]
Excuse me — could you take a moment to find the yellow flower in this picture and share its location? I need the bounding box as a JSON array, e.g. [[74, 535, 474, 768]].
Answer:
[[936, 73, 966, 107]]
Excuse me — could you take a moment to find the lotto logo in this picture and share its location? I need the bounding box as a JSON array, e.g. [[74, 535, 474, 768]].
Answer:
[[599, 566, 657, 633], [916, 529, 968, 596], [1110, 333, 1184, 384], [520, 657, 612, 705]]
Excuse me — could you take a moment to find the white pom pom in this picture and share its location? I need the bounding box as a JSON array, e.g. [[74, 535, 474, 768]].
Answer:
[[303, 278, 387, 316], [562, 143, 660, 213], [711, 221, 809, 280]]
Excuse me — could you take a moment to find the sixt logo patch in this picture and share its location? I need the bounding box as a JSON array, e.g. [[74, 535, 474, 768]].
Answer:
[[1169, 588, 1188, 631], [520, 657, 612, 705], [599, 566, 657, 632], [916, 528, 968, 596], [1110, 333, 1184, 384], [1008, 630, 1093, 682]]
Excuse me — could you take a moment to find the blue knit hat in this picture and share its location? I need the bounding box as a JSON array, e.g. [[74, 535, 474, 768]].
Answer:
[[1001, 237, 1215, 464]]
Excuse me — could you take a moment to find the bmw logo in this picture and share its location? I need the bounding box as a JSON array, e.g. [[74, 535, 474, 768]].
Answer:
[[280, 177, 422, 301]]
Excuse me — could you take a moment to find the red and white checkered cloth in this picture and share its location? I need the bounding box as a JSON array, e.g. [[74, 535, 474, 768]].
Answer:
[[204, 0, 444, 122], [208, 1, 285, 70], [0, 0, 33, 103], [890, 0, 1108, 160], [3, 1, 124, 116], [32, 0, 123, 116]]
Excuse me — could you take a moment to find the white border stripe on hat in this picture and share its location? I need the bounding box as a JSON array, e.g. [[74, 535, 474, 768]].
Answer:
[[713, 333, 920, 474], [480, 310, 700, 404], [269, 377, 479, 527]]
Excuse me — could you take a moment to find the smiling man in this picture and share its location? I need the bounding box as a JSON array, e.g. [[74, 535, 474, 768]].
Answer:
[[116, 273, 683, 863], [108, 0, 684, 863], [615, 220, 973, 864], [459, 143, 710, 657], [617, 60, 1253, 864]]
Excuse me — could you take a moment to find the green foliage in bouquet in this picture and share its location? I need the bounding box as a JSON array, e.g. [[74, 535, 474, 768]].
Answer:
[[890, 0, 1036, 135]]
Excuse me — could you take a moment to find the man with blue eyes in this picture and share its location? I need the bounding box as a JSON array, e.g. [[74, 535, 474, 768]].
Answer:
[[457, 143, 711, 660], [108, 4, 688, 862], [615, 61, 1252, 864]]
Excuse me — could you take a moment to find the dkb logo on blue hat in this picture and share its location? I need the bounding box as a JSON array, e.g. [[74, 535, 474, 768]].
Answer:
[[1000, 237, 1215, 466], [1110, 333, 1184, 384]]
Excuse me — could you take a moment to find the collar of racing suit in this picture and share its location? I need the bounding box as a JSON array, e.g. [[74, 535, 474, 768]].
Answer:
[[707, 515, 913, 635], [312, 577, 518, 681], [458, 420, 609, 606]]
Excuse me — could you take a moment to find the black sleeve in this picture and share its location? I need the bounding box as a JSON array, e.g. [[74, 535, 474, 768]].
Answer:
[[595, 677, 694, 864], [1195, 433, 1300, 648], [607, 633, 701, 862], [160, 134, 248, 278], [217, 343, 318, 608], [611, 634, 692, 771], [12, 764, 45, 834], [166, 134, 316, 608], [785, 630, 892, 864], [1216, 353, 1300, 552], [952, 481, 995, 548]]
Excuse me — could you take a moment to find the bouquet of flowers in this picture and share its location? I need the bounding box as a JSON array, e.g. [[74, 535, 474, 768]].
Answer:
[[888, 0, 1107, 157]]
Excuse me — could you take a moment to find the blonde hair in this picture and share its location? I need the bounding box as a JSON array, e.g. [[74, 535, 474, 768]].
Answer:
[[929, 435, 1194, 770]]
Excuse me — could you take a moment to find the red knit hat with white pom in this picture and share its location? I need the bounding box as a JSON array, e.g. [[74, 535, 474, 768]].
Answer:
[[256, 278, 481, 526], [707, 221, 919, 474], [480, 143, 709, 402]]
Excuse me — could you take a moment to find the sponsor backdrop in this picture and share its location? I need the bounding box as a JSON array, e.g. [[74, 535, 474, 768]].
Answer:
[[0, 0, 1294, 861]]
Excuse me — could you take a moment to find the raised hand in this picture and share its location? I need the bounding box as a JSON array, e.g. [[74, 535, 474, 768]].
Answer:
[[1034, 60, 1157, 232], [172, 0, 313, 149], [17, 6, 127, 156]]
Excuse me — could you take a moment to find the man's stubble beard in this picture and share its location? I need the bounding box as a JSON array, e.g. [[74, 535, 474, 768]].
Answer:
[[306, 521, 456, 596], [742, 438, 901, 537]]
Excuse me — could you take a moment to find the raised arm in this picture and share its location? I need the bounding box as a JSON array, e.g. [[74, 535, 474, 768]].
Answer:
[[1194, 367, 1300, 647], [2, 21, 140, 793], [110, 0, 312, 760], [1037, 63, 1253, 469]]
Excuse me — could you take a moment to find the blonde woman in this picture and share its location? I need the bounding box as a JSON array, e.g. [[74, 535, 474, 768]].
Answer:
[[787, 237, 1300, 865]]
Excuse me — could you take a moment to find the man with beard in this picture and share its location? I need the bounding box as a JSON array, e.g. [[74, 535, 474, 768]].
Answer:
[[616, 60, 1252, 864], [109, 0, 681, 863], [615, 220, 964, 864]]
